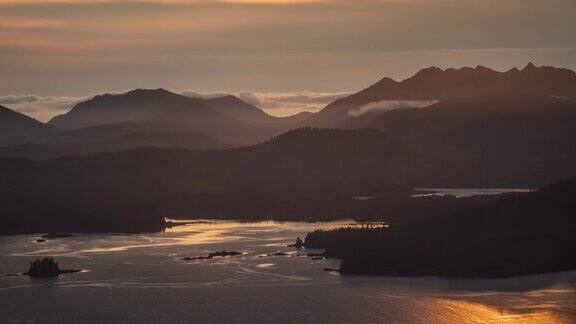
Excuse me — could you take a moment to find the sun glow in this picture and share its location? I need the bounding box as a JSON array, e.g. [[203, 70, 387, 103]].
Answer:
[[429, 299, 567, 324]]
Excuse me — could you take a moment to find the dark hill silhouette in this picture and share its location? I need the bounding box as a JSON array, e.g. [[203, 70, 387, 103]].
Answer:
[[44, 128, 420, 198], [47, 89, 307, 144], [202, 95, 275, 127], [49, 88, 196, 129], [2, 126, 571, 234], [48, 89, 263, 143], [283, 111, 314, 124], [306, 64, 576, 127], [345, 94, 576, 186], [305, 176, 576, 278], [47, 119, 199, 143], [0, 132, 233, 160], [0, 128, 431, 233], [0, 105, 55, 146], [202, 95, 309, 127]]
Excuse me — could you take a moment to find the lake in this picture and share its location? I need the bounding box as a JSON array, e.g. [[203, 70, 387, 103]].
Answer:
[[1, 220, 575, 323], [412, 188, 533, 198]]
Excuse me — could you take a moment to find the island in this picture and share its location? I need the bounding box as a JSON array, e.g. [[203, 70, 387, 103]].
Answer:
[[288, 237, 305, 248], [305, 177, 576, 279], [181, 251, 242, 261], [24, 257, 81, 278], [41, 233, 74, 239], [259, 252, 290, 257]]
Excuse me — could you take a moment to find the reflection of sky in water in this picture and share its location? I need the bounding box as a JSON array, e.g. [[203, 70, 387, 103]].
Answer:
[[0, 220, 574, 323], [412, 188, 533, 198]]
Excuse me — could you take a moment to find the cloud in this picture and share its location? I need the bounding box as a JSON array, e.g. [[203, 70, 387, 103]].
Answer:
[[0, 0, 326, 5], [0, 94, 79, 106], [181, 90, 350, 116], [221, 0, 324, 4], [0, 18, 64, 29], [234, 91, 351, 110], [348, 100, 438, 117], [0, 89, 344, 121], [180, 90, 231, 99], [2, 0, 575, 96], [0, 94, 81, 121]]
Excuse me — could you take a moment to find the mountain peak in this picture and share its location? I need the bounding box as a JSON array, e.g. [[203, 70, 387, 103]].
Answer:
[[370, 77, 399, 89], [522, 62, 537, 71], [210, 94, 245, 104], [125, 88, 174, 97], [413, 66, 444, 77], [307, 63, 576, 127], [85, 88, 176, 105], [474, 65, 495, 72]]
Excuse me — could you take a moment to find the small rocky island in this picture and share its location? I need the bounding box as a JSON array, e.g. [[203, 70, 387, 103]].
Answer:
[[181, 251, 242, 261], [24, 257, 81, 278], [37, 233, 74, 242], [41, 233, 74, 239], [259, 252, 289, 257], [287, 237, 305, 248]]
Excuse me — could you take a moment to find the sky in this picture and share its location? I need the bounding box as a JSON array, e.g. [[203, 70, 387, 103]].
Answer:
[[1, 0, 575, 121]]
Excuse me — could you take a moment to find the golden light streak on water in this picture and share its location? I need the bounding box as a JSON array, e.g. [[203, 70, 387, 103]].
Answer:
[[424, 299, 567, 324]]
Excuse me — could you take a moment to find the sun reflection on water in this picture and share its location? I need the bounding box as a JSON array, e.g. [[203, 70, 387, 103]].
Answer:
[[1, 220, 575, 322], [427, 299, 567, 323], [164, 219, 355, 234]]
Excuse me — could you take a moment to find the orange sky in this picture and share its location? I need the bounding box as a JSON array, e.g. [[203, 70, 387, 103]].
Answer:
[[1, 0, 575, 118]]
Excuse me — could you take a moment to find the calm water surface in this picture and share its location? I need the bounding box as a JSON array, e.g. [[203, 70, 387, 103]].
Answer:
[[412, 188, 533, 198], [1, 220, 574, 323]]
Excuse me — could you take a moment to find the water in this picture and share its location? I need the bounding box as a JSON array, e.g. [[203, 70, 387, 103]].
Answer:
[[412, 188, 533, 198], [1, 220, 575, 323]]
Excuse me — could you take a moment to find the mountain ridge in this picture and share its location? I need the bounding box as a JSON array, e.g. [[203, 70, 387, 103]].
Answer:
[[305, 63, 576, 127], [0, 105, 55, 146]]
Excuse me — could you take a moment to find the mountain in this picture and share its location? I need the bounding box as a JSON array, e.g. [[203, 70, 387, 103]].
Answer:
[[49, 89, 198, 129], [201, 95, 309, 127], [0, 128, 427, 233], [282, 111, 315, 124], [0, 105, 55, 146], [201, 95, 274, 127], [346, 94, 576, 186], [0, 132, 233, 160], [306, 63, 576, 127], [305, 176, 576, 278], [48, 89, 307, 144], [44, 128, 419, 198], [48, 89, 257, 142], [3, 126, 572, 234]]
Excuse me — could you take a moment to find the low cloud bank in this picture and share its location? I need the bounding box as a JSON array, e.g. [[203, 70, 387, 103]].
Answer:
[[0, 94, 80, 122], [348, 100, 438, 117], [0, 94, 78, 105], [0, 89, 350, 122]]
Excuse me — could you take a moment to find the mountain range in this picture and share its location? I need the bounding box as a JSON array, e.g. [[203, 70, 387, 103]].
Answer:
[[1, 63, 576, 233], [0, 128, 423, 233], [2, 63, 576, 156], [0, 89, 311, 158], [305, 63, 576, 127], [48, 89, 308, 143], [0, 132, 233, 160], [346, 94, 576, 185]]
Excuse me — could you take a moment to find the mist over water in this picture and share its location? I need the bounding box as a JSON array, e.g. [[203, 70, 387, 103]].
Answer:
[[1, 220, 575, 323]]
